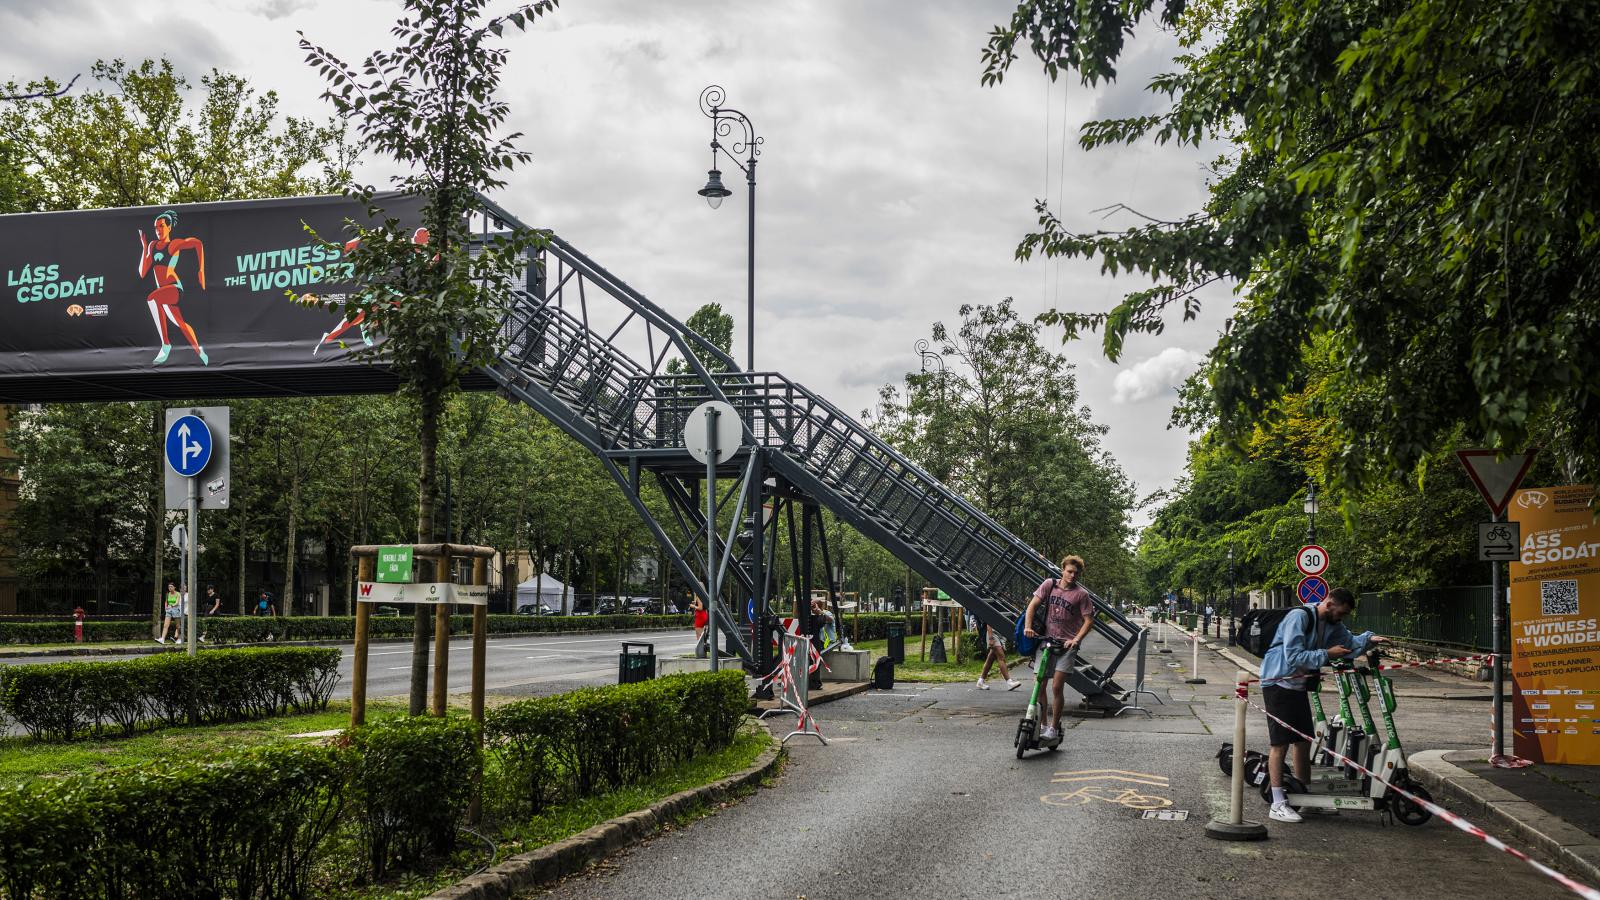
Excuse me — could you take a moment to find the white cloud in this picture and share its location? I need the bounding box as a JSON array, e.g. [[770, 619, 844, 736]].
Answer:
[[1113, 347, 1205, 404]]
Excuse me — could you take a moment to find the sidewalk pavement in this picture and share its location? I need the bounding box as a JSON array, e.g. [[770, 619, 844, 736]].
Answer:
[[1162, 618, 1600, 887], [1408, 750, 1600, 886]]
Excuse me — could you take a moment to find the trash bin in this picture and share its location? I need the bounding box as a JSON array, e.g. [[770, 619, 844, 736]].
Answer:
[[886, 621, 906, 664], [873, 655, 895, 690], [618, 641, 655, 683]]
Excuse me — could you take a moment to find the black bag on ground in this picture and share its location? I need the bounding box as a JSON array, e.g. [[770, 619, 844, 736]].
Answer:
[[873, 655, 895, 690]]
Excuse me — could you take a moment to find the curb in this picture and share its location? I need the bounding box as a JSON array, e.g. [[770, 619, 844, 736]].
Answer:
[[426, 730, 786, 900], [0, 626, 695, 660], [1409, 749, 1600, 887]]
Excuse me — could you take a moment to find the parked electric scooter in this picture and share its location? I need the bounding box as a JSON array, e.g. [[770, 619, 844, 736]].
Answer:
[[1256, 649, 1434, 824], [1016, 638, 1066, 758]]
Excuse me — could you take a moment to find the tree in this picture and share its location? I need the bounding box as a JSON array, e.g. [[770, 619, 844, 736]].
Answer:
[[666, 303, 735, 375], [870, 299, 1138, 594], [1, 59, 348, 213], [983, 0, 1600, 489], [301, 0, 555, 713]]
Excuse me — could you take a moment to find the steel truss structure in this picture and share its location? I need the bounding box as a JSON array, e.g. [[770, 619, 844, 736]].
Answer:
[[475, 196, 1139, 709]]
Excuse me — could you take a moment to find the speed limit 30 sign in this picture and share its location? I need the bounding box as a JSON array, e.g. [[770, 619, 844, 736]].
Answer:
[[1296, 545, 1330, 577]]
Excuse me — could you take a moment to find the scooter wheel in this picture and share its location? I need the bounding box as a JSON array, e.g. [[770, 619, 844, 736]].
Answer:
[[1016, 721, 1035, 759], [1217, 743, 1234, 776], [1392, 782, 1434, 826]]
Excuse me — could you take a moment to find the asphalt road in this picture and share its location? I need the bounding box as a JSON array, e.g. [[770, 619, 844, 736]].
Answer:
[[536, 625, 1571, 900], [0, 627, 701, 702]]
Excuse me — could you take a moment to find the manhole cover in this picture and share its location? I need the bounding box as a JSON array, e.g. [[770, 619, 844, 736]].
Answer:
[[1141, 809, 1189, 821]]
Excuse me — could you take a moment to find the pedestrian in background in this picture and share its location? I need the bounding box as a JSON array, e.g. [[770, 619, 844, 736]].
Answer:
[[975, 620, 1021, 691], [157, 581, 182, 644]]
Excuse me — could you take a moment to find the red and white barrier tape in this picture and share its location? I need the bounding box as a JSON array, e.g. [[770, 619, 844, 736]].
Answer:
[[1242, 685, 1599, 900], [759, 634, 825, 732], [1237, 653, 1500, 689]]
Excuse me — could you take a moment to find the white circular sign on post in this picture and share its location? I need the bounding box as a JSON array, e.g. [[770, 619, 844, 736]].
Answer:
[[683, 400, 742, 465], [1296, 544, 1330, 577]]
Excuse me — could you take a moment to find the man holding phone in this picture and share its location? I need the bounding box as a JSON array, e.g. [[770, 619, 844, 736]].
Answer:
[[1259, 586, 1385, 823]]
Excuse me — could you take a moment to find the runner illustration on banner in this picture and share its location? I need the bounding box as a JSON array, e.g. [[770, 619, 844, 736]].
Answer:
[[137, 211, 208, 366], [309, 227, 432, 356]]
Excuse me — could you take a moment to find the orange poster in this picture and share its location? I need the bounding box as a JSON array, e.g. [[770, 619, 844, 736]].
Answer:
[[1509, 485, 1600, 764]]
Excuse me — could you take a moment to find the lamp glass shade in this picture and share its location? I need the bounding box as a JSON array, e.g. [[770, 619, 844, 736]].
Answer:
[[1303, 494, 1319, 517], [698, 168, 732, 209]]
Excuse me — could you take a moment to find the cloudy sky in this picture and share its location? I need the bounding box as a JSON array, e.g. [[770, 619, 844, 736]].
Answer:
[[2, 0, 1232, 527]]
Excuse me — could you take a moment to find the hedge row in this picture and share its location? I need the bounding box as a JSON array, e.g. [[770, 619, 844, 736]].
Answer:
[[0, 670, 748, 897], [0, 647, 341, 741], [485, 669, 748, 816], [0, 716, 477, 897], [0, 613, 695, 646], [0, 620, 152, 644]]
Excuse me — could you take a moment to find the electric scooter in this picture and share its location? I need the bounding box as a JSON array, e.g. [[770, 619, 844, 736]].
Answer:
[[1016, 638, 1066, 758]]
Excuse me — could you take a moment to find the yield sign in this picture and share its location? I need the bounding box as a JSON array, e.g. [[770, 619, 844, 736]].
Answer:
[[1456, 449, 1538, 518]]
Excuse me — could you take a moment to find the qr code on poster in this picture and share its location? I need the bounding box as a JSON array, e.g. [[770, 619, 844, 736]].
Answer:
[[1542, 580, 1580, 616]]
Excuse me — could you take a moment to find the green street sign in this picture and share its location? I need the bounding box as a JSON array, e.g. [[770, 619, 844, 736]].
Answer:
[[376, 546, 414, 583]]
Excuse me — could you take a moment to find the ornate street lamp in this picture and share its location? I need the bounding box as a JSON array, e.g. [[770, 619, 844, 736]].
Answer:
[[697, 85, 762, 372], [1303, 479, 1319, 546], [914, 339, 951, 482]]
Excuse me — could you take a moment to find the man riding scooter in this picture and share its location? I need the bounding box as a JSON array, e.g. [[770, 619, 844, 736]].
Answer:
[[1259, 586, 1386, 823], [1022, 555, 1096, 742]]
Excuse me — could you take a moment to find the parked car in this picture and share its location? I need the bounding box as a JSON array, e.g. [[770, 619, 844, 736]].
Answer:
[[625, 597, 659, 615], [516, 603, 554, 616]]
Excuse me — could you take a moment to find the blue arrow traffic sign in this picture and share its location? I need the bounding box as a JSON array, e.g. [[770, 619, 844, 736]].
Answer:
[[165, 414, 213, 478], [1296, 575, 1330, 605]]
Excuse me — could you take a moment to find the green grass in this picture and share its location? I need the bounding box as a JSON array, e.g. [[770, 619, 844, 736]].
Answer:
[[334, 723, 777, 900], [0, 700, 412, 785]]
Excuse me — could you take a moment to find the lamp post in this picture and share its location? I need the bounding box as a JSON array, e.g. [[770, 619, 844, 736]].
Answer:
[[1227, 545, 1237, 646], [698, 85, 762, 373], [915, 339, 951, 482], [1303, 479, 1319, 546]]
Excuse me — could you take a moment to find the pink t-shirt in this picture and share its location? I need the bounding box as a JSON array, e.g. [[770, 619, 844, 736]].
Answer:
[[1035, 579, 1094, 640]]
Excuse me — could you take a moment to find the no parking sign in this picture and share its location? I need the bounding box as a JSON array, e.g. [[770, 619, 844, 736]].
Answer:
[[1296, 575, 1329, 605]]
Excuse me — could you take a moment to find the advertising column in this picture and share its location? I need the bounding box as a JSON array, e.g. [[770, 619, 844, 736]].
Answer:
[[1508, 485, 1600, 764]]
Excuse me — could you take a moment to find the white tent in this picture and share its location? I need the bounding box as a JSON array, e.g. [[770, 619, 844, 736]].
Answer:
[[515, 575, 571, 610]]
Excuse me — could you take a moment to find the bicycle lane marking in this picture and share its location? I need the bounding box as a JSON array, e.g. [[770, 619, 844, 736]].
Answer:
[[1040, 770, 1173, 810]]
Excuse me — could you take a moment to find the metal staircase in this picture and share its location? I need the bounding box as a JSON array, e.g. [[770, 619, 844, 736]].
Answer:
[[474, 198, 1139, 710]]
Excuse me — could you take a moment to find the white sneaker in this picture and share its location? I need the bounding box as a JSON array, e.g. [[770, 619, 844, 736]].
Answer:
[[1007, 679, 1022, 691], [155, 637, 165, 644], [1269, 802, 1303, 823], [1039, 725, 1058, 740], [977, 678, 990, 690]]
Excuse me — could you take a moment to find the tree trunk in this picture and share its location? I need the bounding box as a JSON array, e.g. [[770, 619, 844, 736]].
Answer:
[[91, 518, 111, 616], [236, 488, 248, 615], [151, 405, 164, 637], [411, 388, 442, 716], [282, 476, 300, 617], [659, 545, 669, 614], [561, 531, 573, 615]]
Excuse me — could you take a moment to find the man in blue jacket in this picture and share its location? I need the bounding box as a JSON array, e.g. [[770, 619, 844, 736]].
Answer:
[[1258, 587, 1385, 823]]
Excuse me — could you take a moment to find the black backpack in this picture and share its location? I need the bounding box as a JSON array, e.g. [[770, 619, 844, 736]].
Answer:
[[1253, 604, 1318, 657]]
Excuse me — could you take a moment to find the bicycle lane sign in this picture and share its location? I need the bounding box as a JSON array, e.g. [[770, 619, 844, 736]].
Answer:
[[1479, 521, 1521, 562]]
